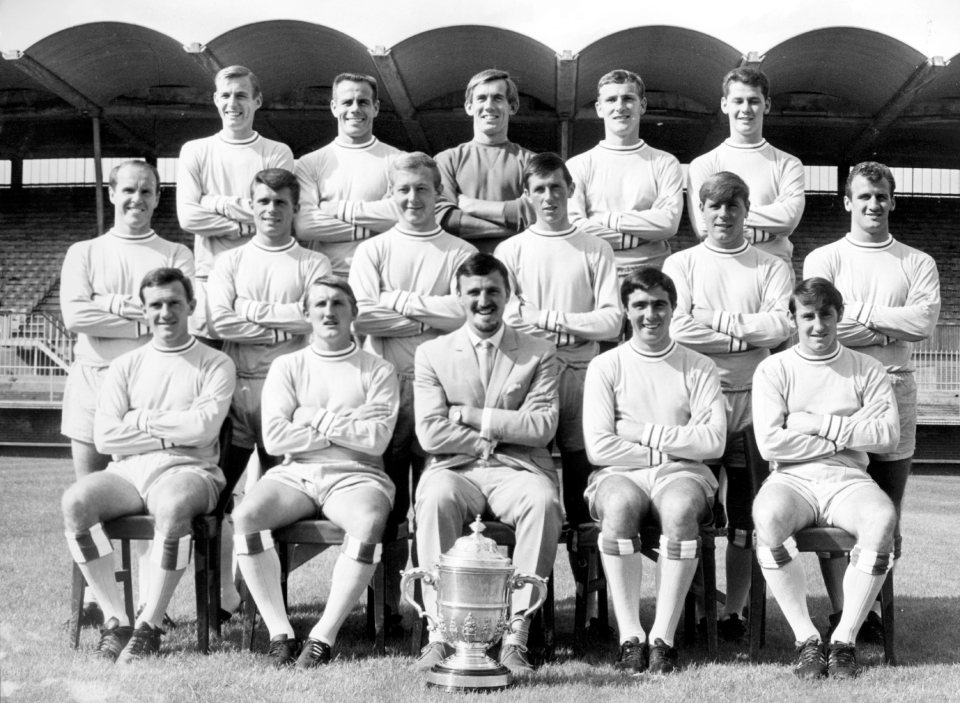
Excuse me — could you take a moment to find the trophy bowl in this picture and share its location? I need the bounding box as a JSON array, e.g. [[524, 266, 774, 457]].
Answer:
[[401, 517, 548, 691]]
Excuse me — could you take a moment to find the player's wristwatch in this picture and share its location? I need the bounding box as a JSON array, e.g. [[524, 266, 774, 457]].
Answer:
[[452, 408, 463, 425]]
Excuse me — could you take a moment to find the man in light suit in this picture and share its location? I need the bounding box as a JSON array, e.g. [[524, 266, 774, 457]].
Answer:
[[413, 253, 561, 675]]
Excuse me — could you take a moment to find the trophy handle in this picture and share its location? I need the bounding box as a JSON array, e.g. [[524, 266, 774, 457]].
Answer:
[[400, 566, 439, 630], [507, 573, 549, 633]]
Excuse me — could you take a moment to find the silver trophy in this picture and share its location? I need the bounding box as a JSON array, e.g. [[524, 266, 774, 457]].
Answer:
[[401, 517, 548, 691]]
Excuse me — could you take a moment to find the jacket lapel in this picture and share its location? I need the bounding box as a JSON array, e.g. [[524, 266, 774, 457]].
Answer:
[[453, 327, 486, 400], [484, 326, 518, 408]]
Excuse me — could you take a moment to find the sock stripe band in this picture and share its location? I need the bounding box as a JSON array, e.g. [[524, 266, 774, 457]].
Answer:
[[850, 546, 894, 575], [728, 528, 753, 549], [153, 533, 192, 571], [757, 536, 798, 569], [659, 535, 700, 560], [342, 534, 382, 564], [65, 523, 113, 563], [234, 530, 275, 555], [599, 532, 642, 556]]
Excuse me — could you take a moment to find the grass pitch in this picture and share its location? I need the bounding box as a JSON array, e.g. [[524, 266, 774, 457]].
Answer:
[[1, 458, 959, 702]]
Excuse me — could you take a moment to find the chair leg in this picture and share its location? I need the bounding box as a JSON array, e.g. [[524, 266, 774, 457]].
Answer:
[[71, 563, 85, 649], [880, 571, 896, 666], [410, 578, 427, 656], [571, 545, 591, 654], [119, 540, 135, 627], [702, 539, 718, 660], [595, 553, 609, 633], [749, 550, 766, 662], [542, 571, 555, 661], [238, 578, 258, 652], [212, 528, 223, 638], [194, 529, 210, 654], [370, 561, 385, 655]]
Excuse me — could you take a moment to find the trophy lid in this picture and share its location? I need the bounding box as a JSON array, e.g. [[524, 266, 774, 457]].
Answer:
[[440, 516, 513, 569]]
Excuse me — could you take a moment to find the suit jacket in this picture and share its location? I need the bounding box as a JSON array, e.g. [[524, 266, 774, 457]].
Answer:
[[414, 324, 559, 479]]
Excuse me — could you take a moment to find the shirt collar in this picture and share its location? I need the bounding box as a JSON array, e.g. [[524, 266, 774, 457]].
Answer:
[[465, 324, 505, 351]]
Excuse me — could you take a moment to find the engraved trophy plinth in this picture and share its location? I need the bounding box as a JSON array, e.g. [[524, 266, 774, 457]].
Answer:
[[401, 517, 548, 691]]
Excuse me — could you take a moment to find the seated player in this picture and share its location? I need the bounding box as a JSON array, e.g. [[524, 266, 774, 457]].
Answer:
[[233, 276, 399, 668], [583, 268, 726, 674], [413, 253, 561, 675], [61, 268, 235, 663], [752, 277, 899, 680]]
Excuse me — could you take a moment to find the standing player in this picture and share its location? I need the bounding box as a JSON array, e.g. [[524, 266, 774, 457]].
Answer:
[[752, 277, 899, 680], [495, 153, 621, 540], [295, 72, 404, 277], [61, 267, 234, 663], [208, 169, 331, 521], [60, 160, 194, 626], [663, 171, 793, 638], [177, 65, 294, 342], [803, 161, 940, 638], [349, 152, 477, 625], [583, 268, 726, 674], [233, 276, 399, 668], [687, 67, 804, 267], [567, 69, 683, 273], [434, 69, 537, 252], [414, 253, 561, 674]]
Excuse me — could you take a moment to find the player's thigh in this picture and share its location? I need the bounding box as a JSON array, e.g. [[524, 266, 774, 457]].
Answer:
[[593, 474, 650, 531], [415, 468, 486, 518], [233, 476, 319, 533], [827, 481, 897, 549], [484, 469, 560, 525], [62, 470, 146, 530], [145, 470, 218, 531], [322, 486, 392, 543], [651, 477, 712, 539], [752, 480, 816, 545]]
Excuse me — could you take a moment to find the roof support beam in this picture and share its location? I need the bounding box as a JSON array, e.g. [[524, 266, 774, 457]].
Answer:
[[2, 50, 157, 156], [369, 46, 432, 152], [183, 43, 224, 78], [843, 56, 948, 162], [556, 51, 579, 159]]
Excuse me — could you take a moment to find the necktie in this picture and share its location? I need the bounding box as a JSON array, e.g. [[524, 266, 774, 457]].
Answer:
[[478, 340, 495, 389]]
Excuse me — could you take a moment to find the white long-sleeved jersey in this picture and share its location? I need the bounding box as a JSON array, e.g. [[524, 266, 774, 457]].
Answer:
[[584, 340, 726, 469], [752, 344, 899, 472], [686, 139, 805, 263], [567, 141, 683, 270], [294, 137, 403, 276], [262, 343, 399, 467], [94, 337, 235, 470], [60, 229, 194, 367], [349, 224, 476, 376], [663, 240, 794, 391], [495, 224, 622, 366], [176, 132, 294, 277], [803, 234, 941, 374], [208, 239, 331, 378]]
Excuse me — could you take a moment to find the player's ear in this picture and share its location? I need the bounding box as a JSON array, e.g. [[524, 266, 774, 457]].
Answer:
[[763, 97, 771, 115], [188, 297, 197, 315], [372, 99, 380, 117], [843, 195, 853, 213], [639, 96, 647, 116]]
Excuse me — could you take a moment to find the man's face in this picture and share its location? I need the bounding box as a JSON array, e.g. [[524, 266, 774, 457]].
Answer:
[[626, 286, 673, 352], [331, 80, 379, 144], [109, 164, 159, 235], [142, 281, 195, 348], [844, 174, 895, 238], [458, 271, 508, 338], [700, 196, 748, 250], [390, 167, 438, 231], [595, 82, 646, 139], [792, 301, 840, 357], [721, 81, 769, 143], [524, 169, 572, 227], [252, 183, 297, 242], [306, 284, 355, 345], [465, 79, 516, 141], [213, 75, 262, 135]]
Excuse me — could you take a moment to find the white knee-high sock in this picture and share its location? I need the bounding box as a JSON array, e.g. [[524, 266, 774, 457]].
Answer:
[[308, 553, 375, 645], [600, 549, 646, 643], [136, 540, 152, 607], [649, 537, 700, 646], [832, 548, 892, 644], [79, 556, 129, 626], [219, 516, 241, 613], [138, 534, 191, 628], [760, 558, 819, 643], [235, 538, 293, 639], [722, 542, 752, 618]]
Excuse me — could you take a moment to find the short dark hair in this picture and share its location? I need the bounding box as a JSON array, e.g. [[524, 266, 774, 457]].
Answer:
[[699, 171, 750, 208], [139, 267, 193, 303], [597, 69, 645, 100], [465, 69, 519, 110], [390, 152, 442, 191], [455, 253, 511, 295], [108, 160, 160, 193], [620, 267, 677, 308], [522, 152, 573, 190], [332, 72, 379, 103], [790, 277, 844, 317], [215, 65, 262, 98], [302, 275, 358, 316], [722, 67, 770, 99], [250, 168, 300, 206], [845, 161, 896, 199]]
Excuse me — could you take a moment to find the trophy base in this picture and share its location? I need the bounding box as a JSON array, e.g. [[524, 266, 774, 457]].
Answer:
[[426, 660, 512, 692]]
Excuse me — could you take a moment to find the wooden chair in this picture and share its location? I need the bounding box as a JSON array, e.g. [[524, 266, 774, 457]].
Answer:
[[566, 522, 610, 654], [241, 521, 409, 655], [70, 419, 233, 654]]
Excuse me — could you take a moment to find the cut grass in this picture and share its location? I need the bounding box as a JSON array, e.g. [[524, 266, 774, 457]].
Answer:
[[2, 459, 959, 702]]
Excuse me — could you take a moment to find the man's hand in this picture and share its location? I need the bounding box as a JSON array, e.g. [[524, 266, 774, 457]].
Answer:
[[692, 308, 714, 326], [345, 403, 394, 422], [292, 406, 318, 427], [614, 419, 644, 443], [319, 201, 338, 216], [475, 436, 497, 461], [785, 411, 822, 436], [95, 293, 144, 321]]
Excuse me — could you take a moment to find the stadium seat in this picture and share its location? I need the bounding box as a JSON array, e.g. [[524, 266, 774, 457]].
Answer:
[[409, 520, 556, 662], [749, 526, 896, 665], [241, 521, 409, 656], [69, 419, 234, 654]]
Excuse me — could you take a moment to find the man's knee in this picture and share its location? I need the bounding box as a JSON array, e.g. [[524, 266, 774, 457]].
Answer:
[[752, 498, 796, 546], [656, 491, 705, 540], [343, 505, 389, 544], [415, 473, 462, 514], [855, 502, 897, 550]]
